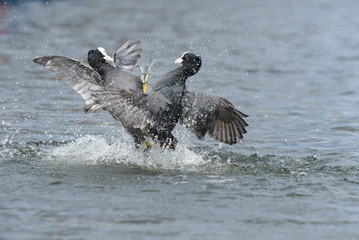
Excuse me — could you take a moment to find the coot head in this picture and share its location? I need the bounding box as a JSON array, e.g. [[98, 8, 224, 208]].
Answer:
[[175, 52, 202, 77], [88, 47, 114, 71]]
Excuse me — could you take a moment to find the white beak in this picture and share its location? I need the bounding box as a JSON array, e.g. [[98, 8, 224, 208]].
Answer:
[[98, 47, 114, 63], [103, 55, 114, 62], [174, 58, 183, 64], [175, 51, 190, 64]]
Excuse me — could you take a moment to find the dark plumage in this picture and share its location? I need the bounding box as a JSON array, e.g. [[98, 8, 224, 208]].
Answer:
[[87, 41, 143, 91], [33, 39, 248, 149]]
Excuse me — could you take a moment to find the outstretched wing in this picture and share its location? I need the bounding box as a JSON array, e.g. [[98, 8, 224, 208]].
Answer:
[[88, 88, 161, 130], [33, 56, 105, 110], [180, 91, 248, 145], [112, 38, 142, 72], [97, 89, 172, 130], [34, 56, 163, 130], [34, 56, 160, 130]]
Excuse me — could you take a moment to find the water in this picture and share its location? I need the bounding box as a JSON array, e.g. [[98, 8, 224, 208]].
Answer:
[[1, 0, 359, 239]]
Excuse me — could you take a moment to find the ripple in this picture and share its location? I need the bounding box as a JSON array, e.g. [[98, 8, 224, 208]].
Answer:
[[331, 126, 359, 132]]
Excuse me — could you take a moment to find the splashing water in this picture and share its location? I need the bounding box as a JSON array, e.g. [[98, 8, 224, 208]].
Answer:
[[46, 135, 206, 170]]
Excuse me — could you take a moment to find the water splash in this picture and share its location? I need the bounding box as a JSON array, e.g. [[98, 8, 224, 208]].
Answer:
[[45, 135, 206, 171], [1, 134, 320, 176]]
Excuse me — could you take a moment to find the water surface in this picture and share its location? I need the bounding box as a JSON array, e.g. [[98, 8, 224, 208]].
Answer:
[[1, 0, 359, 239]]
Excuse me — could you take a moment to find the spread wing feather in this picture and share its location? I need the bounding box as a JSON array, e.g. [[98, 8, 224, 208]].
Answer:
[[89, 88, 159, 130], [180, 91, 248, 145], [33, 56, 105, 111], [112, 38, 142, 72], [33, 56, 158, 130]]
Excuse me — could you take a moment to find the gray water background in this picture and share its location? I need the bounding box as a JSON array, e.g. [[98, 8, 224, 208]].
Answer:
[[1, 0, 359, 239]]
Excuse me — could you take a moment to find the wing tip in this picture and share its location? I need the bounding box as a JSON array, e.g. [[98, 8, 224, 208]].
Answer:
[[212, 115, 248, 145]]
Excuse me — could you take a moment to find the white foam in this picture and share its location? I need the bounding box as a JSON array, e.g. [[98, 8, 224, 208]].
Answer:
[[45, 135, 206, 170]]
